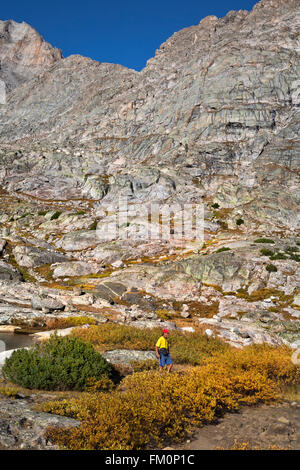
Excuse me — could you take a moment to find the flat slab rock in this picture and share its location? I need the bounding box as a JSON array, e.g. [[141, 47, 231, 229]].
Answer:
[[103, 349, 157, 366], [0, 397, 79, 450]]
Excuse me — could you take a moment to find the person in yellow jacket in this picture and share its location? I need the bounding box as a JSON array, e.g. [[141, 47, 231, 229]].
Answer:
[[155, 329, 173, 373]]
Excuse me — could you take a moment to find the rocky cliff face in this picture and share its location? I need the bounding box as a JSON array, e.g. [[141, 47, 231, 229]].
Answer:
[[0, 20, 62, 92], [0, 0, 299, 350]]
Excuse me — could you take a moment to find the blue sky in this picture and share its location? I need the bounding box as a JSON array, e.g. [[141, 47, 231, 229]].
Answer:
[[1, 0, 258, 71]]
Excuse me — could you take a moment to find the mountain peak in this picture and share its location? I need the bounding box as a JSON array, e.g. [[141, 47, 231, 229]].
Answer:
[[0, 19, 62, 92]]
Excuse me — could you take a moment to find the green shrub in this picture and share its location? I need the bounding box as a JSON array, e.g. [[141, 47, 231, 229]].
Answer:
[[266, 264, 278, 273], [270, 253, 288, 260], [2, 334, 112, 391], [38, 210, 47, 216], [216, 247, 231, 253], [290, 254, 300, 262], [260, 248, 274, 257], [236, 218, 244, 226], [254, 238, 275, 244], [89, 220, 98, 230], [211, 203, 220, 209], [285, 246, 299, 253], [50, 211, 62, 220]]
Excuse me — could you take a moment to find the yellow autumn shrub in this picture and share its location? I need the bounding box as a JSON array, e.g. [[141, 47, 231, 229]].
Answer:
[[42, 342, 300, 450], [0, 385, 20, 397], [46, 316, 97, 330], [205, 344, 300, 384], [72, 323, 229, 364]]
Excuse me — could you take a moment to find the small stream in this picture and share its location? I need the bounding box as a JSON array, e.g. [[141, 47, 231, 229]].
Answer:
[[0, 333, 36, 351]]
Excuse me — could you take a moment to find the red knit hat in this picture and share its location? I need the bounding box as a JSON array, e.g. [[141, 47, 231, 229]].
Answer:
[[162, 329, 169, 334]]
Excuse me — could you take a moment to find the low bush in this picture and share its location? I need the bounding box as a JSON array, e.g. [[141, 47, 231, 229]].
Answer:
[[0, 385, 20, 397], [266, 264, 278, 273], [84, 376, 115, 392], [2, 334, 112, 391], [72, 324, 229, 365], [216, 247, 231, 253], [89, 220, 98, 230], [270, 253, 288, 260], [129, 359, 158, 372], [155, 308, 173, 321], [236, 218, 244, 226], [50, 211, 62, 220], [285, 246, 299, 253], [254, 238, 275, 244], [260, 248, 274, 257], [45, 316, 98, 330]]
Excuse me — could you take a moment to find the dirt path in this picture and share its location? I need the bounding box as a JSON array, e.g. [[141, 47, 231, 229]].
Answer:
[[175, 402, 300, 450]]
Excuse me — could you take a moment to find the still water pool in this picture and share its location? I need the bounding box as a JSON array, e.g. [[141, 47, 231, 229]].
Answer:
[[0, 333, 36, 351]]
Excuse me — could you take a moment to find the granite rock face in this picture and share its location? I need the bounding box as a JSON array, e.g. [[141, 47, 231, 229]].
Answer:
[[0, 0, 299, 350], [0, 20, 62, 93], [0, 397, 79, 450]]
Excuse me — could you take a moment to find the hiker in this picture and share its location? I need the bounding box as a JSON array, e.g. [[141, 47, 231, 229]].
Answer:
[[155, 328, 173, 373]]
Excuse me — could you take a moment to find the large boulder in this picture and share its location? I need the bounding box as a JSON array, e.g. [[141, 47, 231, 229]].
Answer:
[[0, 397, 79, 450], [51, 261, 102, 278], [0, 261, 22, 281], [13, 245, 67, 268]]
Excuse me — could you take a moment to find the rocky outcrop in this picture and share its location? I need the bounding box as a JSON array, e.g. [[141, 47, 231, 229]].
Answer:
[[0, 397, 79, 449], [103, 349, 157, 366], [13, 245, 68, 268], [0, 0, 297, 214], [0, 260, 22, 281], [0, 20, 62, 92]]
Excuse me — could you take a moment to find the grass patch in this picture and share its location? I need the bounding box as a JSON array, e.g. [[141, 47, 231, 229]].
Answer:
[[174, 300, 219, 318], [236, 288, 287, 303]]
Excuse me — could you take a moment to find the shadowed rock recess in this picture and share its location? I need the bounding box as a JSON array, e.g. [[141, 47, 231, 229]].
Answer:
[[0, 1, 299, 357]]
